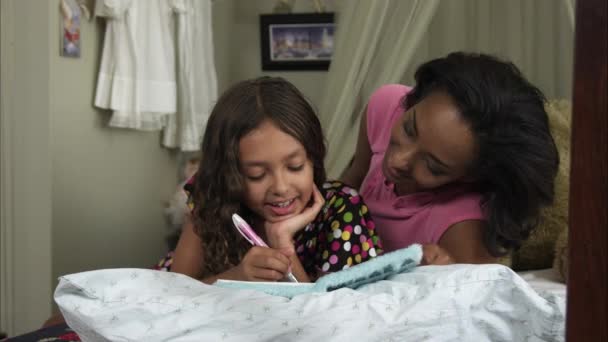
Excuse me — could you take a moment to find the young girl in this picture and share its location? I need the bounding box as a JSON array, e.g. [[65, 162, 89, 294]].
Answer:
[[341, 52, 559, 263], [167, 76, 384, 283], [43, 76, 453, 330]]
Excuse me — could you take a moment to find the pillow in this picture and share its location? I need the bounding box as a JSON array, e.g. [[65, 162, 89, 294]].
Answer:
[[510, 99, 571, 276]]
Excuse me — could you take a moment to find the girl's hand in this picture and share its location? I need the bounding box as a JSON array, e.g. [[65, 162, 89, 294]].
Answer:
[[420, 244, 454, 265], [233, 246, 292, 281], [264, 185, 325, 255]]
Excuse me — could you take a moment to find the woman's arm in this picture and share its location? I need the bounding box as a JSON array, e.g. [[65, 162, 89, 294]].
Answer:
[[438, 220, 498, 264], [340, 106, 372, 190]]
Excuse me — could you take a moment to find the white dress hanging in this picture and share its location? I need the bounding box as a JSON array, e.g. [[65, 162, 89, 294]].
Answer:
[[94, 0, 185, 130], [162, 0, 218, 151]]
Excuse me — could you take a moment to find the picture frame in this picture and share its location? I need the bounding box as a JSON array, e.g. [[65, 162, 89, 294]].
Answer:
[[260, 13, 335, 71]]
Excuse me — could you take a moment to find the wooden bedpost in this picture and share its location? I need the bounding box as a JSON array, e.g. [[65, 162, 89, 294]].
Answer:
[[566, 0, 607, 340]]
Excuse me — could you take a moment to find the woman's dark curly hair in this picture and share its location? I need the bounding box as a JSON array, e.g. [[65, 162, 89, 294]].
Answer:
[[192, 76, 326, 277], [403, 52, 559, 256]]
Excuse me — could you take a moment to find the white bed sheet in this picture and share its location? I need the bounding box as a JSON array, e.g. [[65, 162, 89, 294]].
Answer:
[[55, 264, 566, 342], [517, 268, 567, 296]]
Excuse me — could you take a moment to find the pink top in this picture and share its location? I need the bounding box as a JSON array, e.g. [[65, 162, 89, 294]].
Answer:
[[359, 84, 485, 252]]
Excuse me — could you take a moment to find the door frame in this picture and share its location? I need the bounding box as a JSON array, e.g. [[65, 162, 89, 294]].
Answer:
[[0, 0, 53, 336]]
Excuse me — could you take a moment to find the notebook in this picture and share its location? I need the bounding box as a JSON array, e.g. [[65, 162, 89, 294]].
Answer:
[[214, 244, 422, 298]]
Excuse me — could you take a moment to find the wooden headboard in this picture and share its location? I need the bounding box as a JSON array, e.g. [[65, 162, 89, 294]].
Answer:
[[566, 0, 607, 340]]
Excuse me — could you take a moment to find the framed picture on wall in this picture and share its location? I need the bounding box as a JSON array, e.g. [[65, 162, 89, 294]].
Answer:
[[260, 13, 335, 71]]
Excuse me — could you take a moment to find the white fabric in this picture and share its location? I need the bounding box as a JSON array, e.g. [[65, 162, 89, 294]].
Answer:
[[163, 0, 218, 151], [94, 0, 217, 151], [319, 0, 440, 178], [94, 0, 182, 130], [563, 0, 576, 28], [55, 264, 565, 341], [517, 268, 567, 297], [94, 0, 134, 18]]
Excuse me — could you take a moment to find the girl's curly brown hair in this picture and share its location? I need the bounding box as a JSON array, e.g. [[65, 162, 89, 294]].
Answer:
[[192, 77, 326, 277]]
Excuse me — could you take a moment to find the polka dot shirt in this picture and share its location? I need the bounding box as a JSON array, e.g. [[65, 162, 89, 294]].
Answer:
[[294, 181, 383, 278]]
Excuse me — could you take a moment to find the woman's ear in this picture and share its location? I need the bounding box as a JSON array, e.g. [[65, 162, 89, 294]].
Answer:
[[460, 174, 477, 183], [462, 162, 480, 183]]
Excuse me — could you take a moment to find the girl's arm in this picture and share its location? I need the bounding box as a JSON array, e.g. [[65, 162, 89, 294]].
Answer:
[[340, 107, 372, 190], [438, 220, 498, 264], [172, 214, 205, 279], [173, 215, 294, 284], [285, 253, 312, 283], [264, 185, 326, 282], [170, 216, 247, 283], [302, 181, 383, 277], [197, 248, 295, 284]]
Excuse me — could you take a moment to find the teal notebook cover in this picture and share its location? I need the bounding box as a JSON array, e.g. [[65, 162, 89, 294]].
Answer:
[[214, 244, 422, 298]]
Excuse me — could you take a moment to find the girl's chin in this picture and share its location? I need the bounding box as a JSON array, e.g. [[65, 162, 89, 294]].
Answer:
[[263, 212, 298, 223], [263, 205, 304, 223], [263, 198, 301, 221]]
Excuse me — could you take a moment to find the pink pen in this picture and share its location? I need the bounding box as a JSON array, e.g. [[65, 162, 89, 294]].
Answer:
[[231, 213, 299, 283]]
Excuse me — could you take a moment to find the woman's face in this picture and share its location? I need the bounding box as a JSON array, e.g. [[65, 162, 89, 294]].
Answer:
[[239, 119, 315, 224], [382, 91, 477, 195]]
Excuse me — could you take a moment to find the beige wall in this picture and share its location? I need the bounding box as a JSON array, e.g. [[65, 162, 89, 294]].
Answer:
[[48, 2, 178, 287], [218, 0, 341, 108], [1, 0, 179, 334], [1, 0, 53, 334]]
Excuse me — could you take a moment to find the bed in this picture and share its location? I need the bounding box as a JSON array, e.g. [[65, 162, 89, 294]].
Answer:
[[8, 264, 568, 342]]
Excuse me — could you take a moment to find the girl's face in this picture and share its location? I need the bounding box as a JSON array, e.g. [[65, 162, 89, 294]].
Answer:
[[383, 91, 477, 195], [239, 119, 315, 224]]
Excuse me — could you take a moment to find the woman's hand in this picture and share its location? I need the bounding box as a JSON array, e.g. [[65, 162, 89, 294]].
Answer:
[[420, 244, 454, 265], [232, 246, 292, 281], [264, 185, 325, 254]]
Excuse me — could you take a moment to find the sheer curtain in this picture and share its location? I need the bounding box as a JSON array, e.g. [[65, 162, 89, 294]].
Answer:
[[319, 0, 440, 178], [320, 0, 574, 179], [400, 0, 574, 100], [563, 0, 575, 27]]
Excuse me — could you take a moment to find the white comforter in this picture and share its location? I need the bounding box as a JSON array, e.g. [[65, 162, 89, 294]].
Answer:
[[55, 264, 565, 341]]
